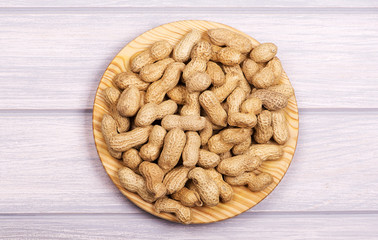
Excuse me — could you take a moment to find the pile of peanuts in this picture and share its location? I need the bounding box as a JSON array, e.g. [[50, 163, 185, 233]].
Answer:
[[101, 28, 294, 224]]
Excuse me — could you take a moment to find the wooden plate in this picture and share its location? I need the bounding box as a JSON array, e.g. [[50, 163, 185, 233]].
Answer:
[[92, 20, 299, 224]]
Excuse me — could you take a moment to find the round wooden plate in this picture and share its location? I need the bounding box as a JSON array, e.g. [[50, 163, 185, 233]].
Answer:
[[92, 20, 299, 224]]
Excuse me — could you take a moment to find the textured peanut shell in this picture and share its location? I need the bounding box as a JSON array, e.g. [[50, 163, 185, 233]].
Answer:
[[139, 162, 167, 198], [109, 126, 153, 152], [158, 128, 186, 172], [185, 72, 211, 93], [167, 85, 187, 105], [222, 64, 251, 94], [246, 144, 283, 161], [206, 61, 225, 87], [252, 67, 275, 89], [199, 118, 213, 146], [145, 62, 185, 104], [266, 57, 283, 81], [250, 43, 277, 63], [241, 97, 262, 115], [171, 187, 203, 207], [113, 72, 150, 90], [122, 148, 143, 173], [207, 28, 253, 53], [199, 91, 227, 127], [198, 149, 221, 168], [118, 167, 157, 203], [252, 89, 288, 111], [163, 166, 191, 194], [242, 59, 261, 83], [161, 115, 206, 131], [232, 136, 252, 155], [210, 44, 222, 62], [220, 128, 252, 144], [139, 125, 167, 161], [225, 172, 273, 192], [217, 47, 246, 66], [211, 72, 239, 102], [182, 132, 201, 168], [271, 110, 289, 145], [101, 114, 122, 159], [135, 100, 177, 127], [139, 58, 175, 83], [204, 168, 233, 203], [188, 167, 220, 207], [173, 29, 202, 62], [117, 86, 141, 117], [254, 110, 273, 144], [267, 84, 294, 98], [182, 59, 207, 82], [181, 92, 200, 116], [207, 134, 234, 154], [103, 87, 130, 133], [217, 155, 261, 176], [219, 151, 232, 160], [154, 197, 192, 224]]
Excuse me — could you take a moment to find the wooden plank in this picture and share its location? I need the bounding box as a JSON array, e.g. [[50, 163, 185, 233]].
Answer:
[[0, 111, 377, 214], [0, 0, 377, 8], [1, 213, 377, 239], [0, 14, 377, 109]]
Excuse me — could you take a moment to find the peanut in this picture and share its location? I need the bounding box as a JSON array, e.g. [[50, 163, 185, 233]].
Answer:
[[210, 44, 222, 62], [131, 40, 173, 72], [266, 57, 283, 82], [222, 64, 251, 94], [180, 92, 200, 116], [188, 167, 220, 207], [246, 144, 283, 161], [267, 84, 294, 99], [158, 128, 186, 172], [199, 90, 227, 127], [163, 166, 191, 194], [251, 89, 288, 110], [242, 59, 261, 84], [109, 126, 153, 152], [173, 29, 202, 62], [241, 97, 262, 115], [185, 72, 211, 93], [207, 28, 253, 54], [118, 167, 156, 203], [117, 86, 141, 117], [208, 128, 252, 154], [167, 85, 187, 105], [250, 43, 277, 63], [135, 100, 177, 127], [271, 110, 289, 145], [232, 135, 252, 155], [103, 87, 130, 133], [227, 87, 257, 128], [139, 58, 175, 82], [198, 149, 221, 168], [139, 161, 167, 198], [252, 66, 275, 89], [219, 151, 232, 160], [204, 168, 233, 202], [123, 148, 143, 173], [199, 118, 213, 146], [113, 72, 150, 91], [211, 72, 239, 102], [139, 125, 167, 161], [254, 110, 273, 144], [145, 62, 185, 104], [217, 155, 261, 176], [101, 114, 122, 159], [182, 132, 201, 168], [182, 40, 212, 81], [161, 115, 206, 131], [217, 47, 246, 66], [225, 172, 273, 192], [154, 197, 192, 224], [171, 187, 203, 207], [206, 61, 225, 87]]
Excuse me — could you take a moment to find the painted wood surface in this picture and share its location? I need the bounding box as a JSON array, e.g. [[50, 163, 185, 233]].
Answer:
[[0, 0, 377, 238]]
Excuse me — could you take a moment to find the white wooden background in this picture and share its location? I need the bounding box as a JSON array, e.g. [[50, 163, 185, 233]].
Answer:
[[1, 1, 378, 239]]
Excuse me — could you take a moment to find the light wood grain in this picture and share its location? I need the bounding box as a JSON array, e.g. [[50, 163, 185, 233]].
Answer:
[[1, 0, 377, 8], [0, 111, 377, 214], [1, 213, 377, 239], [92, 20, 298, 224], [0, 13, 377, 109]]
